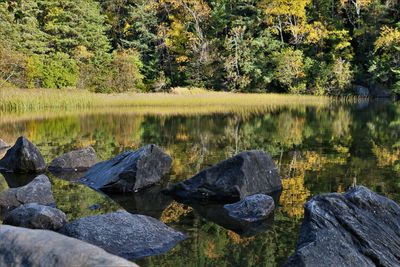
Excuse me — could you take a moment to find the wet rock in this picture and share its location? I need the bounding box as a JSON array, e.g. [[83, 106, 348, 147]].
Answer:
[[0, 139, 10, 149], [0, 225, 138, 267], [80, 144, 172, 193], [166, 150, 281, 202], [3, 203, 67, 230], [49, 147, 97, 172], [0, 175, 55, 216], [224, 194, 275, 222], [285, 186, 400, 267], [60, 211, 186, 260], [0, 136, 45, 173]]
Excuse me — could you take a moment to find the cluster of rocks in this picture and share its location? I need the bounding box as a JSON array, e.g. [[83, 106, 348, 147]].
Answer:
[[1, 136, 400, 266]]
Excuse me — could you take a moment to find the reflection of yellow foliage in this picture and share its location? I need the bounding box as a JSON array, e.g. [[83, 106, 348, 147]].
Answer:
[[372, 143, 400, 167], [280, 174, 310, 219], [161, 201, 193, 223], [176, 132, 189, 141], [227, 230, 255, 246], [337, 184, 345, 193], [0, 174, 9, 192], [205, 242, 220, 259]]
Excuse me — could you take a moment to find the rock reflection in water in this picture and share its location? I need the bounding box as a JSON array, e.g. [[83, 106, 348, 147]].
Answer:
[[106, 186, 174, 219]]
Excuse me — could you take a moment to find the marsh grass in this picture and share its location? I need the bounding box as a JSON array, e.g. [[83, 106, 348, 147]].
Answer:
[[0, 87, 334, 111]]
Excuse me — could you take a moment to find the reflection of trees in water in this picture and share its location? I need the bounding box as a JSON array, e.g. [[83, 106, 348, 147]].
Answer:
[[161, 201, 193, 224]]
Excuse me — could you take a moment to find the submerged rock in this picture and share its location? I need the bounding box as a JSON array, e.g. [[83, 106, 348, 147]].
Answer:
[[285, 186, 400, 267], [60, 211, 186, 260], [0, 225, 138, 267], [80, 144, 172, 193], [3, 203, 67, 230], [0, 136, 45, 173], [224, 194, 275, 222], [0, 139, 10, 149], [49, 147, 97, 172], [0, 175, 55, 216], [166, 150, 281, 202]]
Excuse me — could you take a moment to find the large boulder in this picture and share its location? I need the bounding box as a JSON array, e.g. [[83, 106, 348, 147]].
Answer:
[[80, 144, 172, 192], [224, 194, 275, 222], [60, 211, 186, 260], [166, 150, 282, 202], [0, 139, 10, 149], [285, 186, 400, 267], [3, 203, 67, 230], [0, 175, 55, 216], [0, 225, 138, 267], [49, 147, 97, 172], [0, 136, 45, 173]]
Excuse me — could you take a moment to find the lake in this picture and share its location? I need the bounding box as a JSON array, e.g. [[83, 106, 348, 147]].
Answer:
[[0, 100, 399, 266]]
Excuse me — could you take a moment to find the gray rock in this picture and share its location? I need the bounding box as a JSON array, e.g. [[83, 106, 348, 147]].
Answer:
[[0, 139, 10, 149], [49, 147, 97, 172], [0, 225, 138, 267], [0, 175, 55, 216], [80, 144, 172, 193], [0, 136, 45, 173], [166, 150, 282, 202], [353, 85, 370, 97], [60, 211, 186, 260], [224, 194, 275, 222], [285, 186, 400, 267], [3, 203, 67, 230]]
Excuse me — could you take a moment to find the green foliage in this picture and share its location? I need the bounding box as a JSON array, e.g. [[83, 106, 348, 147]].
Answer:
[[272, 48, 307, 94], [0, 0, 399, 94]]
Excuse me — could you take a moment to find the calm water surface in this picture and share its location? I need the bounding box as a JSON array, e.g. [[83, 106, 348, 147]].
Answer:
[[1, 100, 399, 266]]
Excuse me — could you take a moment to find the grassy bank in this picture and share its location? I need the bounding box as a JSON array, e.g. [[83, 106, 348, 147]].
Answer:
[[0, 88, 333, 114]]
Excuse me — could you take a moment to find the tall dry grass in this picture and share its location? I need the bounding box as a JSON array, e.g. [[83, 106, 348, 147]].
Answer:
[[0, 88, 332, 114]]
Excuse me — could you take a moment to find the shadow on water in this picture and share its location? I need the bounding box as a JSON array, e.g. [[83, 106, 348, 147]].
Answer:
[[106, 185, 174, 219]]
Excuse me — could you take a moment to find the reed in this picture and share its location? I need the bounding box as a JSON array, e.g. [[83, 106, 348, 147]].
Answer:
[[0, 87, 347, 117]]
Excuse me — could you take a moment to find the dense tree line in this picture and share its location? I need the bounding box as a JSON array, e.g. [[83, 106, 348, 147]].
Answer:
[[0, 0, 399, 95]]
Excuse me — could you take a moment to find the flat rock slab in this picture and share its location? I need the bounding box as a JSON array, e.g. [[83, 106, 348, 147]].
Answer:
[[0, 175, 55, 216], [166, 150, 282, 202], [285, 186, 400, 267], [0, 225, 138, 267], [49, 147, 97, 172], [0, 136, 45, 173], [4, 203, 67, 230], [80, 144, 172, 192], [224, 194, 275, 222], [60, 211, 186, 260]]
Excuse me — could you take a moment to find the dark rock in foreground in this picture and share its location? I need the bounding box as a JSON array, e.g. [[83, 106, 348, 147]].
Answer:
[[224, 194, 275, 222], [285, 186, 400, 267], [0, 225, 138, 267], [80, 144, 172, 192], [0, 139, 10, 149], [4, 203, 67, 230], [60, 211, 186, 260], [0, 175, 55, 216], [166, 150, 281, 202], [0, 136, 46, 173], [49, 147, 97, 172]]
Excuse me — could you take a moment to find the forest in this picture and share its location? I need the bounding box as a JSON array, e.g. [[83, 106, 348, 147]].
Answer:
[[0, 0, 399, 95]]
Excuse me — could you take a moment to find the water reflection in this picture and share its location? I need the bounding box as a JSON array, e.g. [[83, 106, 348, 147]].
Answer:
[[0, 100, 399, 266]]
